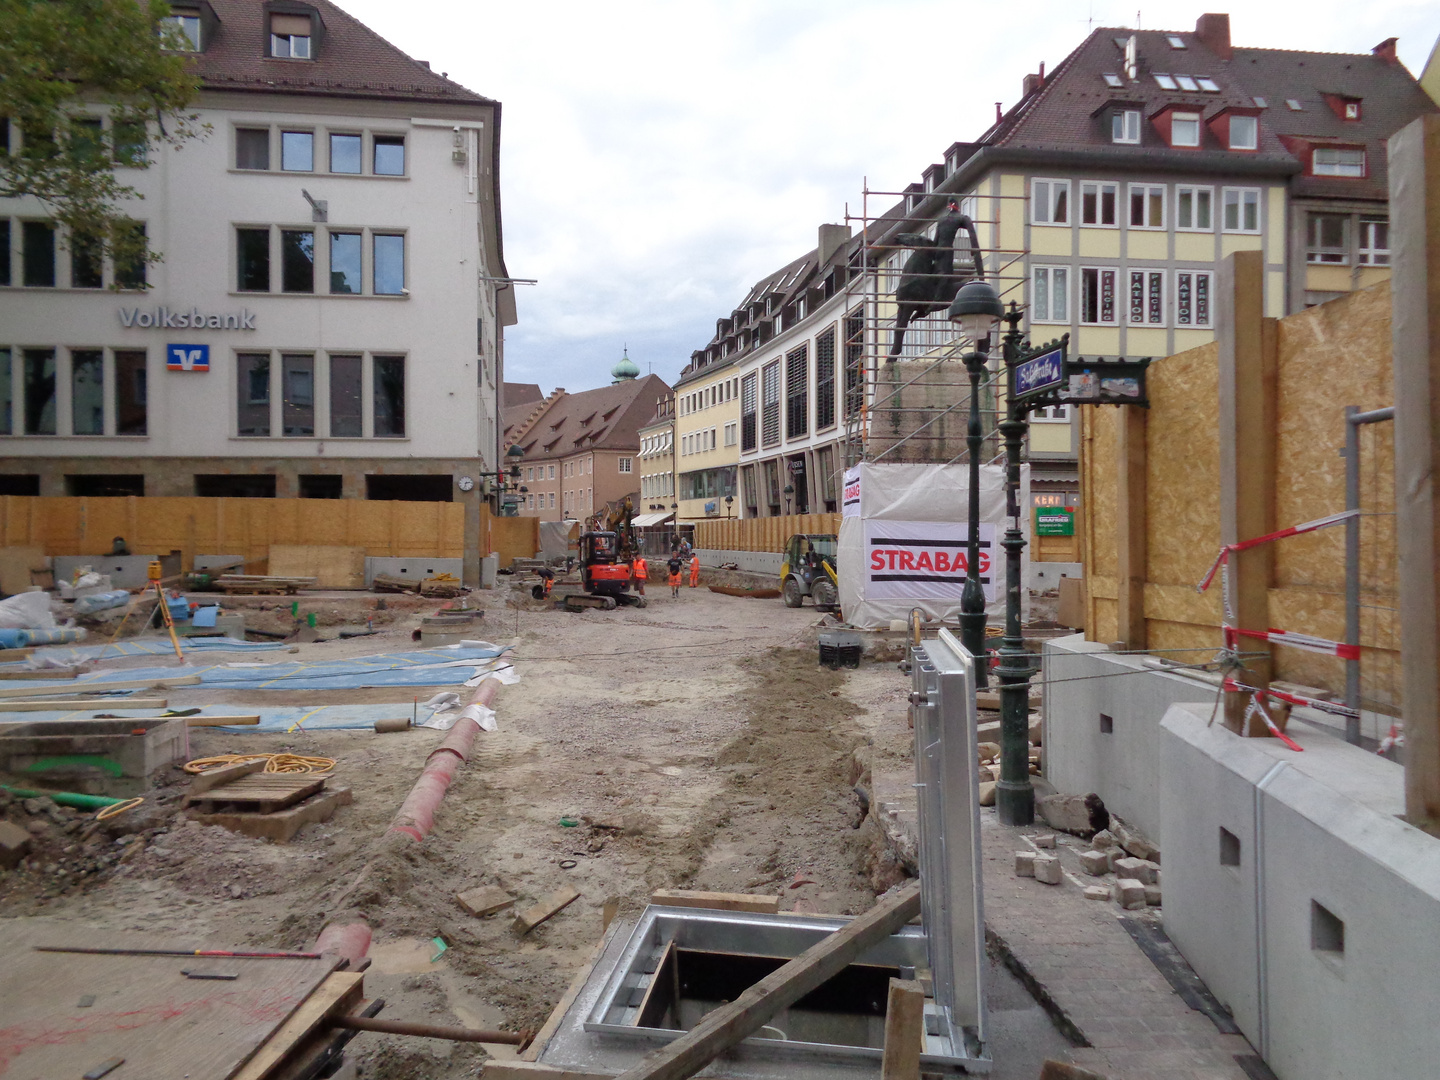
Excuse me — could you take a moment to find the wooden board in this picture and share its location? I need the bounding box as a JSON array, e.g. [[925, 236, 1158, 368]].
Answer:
[[457, 885, 516, 917], [230, 971, 364, 1080], [0, 545, 47, 596], [0, 668, 81, 680], [187, 773, 325, 813], [268, 545, 366, 590], [0, 697, 169, 712], [0, 922, 339, 1080], [184, 716, 261, 727], [0, 647, 37, 661], [0, 674, 200, 700], [512, 887, 581, 934], [649, 890, 780, 914], [187, 785, 352, 842], [186, 758, 267, 797], [880, 978, 925, 1080]]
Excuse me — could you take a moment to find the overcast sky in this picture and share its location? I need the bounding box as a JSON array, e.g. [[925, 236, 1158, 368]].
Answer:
[[338, 0, 1438, 394]]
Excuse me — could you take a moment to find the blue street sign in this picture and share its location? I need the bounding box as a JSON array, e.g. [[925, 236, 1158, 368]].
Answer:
[[1013, 345, 1064, 398]]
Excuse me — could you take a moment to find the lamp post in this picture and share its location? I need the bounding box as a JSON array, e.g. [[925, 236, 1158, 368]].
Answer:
[[947, 279, 1004, 687], [995, 302, 1035, 826], [783, 484, 794, 516], [725, 495, 734, 519]]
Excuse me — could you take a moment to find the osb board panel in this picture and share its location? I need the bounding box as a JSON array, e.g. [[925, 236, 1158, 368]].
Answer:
[[1091, 597, 1119, 646], [489, 513, 540, 566], [1143, 582, 1223, 628], [1269, 585, 1400, 709], [1273, 281, 1396, 594], [694, 514, 840, 553], [1084, 407, 1119, 581], [0, 545, 46, 596], [0, 921, 337, 1080], [268, 546, 366, 589], [1147, 619, 1224, 660], [1145, 341, 1221, 588]]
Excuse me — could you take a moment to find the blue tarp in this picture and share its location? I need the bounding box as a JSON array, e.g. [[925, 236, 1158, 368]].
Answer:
[[0, 703, 423, 732]]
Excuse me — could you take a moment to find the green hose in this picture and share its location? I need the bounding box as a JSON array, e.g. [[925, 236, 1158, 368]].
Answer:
[[0, 784, 127, 809]]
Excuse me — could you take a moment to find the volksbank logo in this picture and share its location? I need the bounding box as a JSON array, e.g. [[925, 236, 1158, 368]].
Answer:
[[118, 306, 257, 330]]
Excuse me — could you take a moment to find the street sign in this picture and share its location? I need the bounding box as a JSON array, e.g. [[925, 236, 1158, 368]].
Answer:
[[1012, 344, 1065, 400], [1035, 507, 1075, 536]]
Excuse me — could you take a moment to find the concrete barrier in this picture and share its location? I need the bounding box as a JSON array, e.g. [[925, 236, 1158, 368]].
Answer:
[[695, 549, 782, 576]]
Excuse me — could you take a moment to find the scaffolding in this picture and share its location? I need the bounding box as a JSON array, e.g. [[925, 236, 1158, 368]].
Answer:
[[839, 182, 1031, 468]]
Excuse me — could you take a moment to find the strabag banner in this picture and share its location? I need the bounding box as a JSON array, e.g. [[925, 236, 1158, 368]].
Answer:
[[841, 466, 861, 518], [864, 519, 995, 603]]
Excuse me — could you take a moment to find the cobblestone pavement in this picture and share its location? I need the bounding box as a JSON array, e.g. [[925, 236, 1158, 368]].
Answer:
[[978, 809, 1261, 1080]]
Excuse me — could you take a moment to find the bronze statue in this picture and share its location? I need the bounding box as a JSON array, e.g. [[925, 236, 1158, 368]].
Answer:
[[887, 199, 984, 361]]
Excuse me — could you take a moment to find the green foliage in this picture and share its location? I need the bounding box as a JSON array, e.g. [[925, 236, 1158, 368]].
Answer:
[[0, 0, 203, 283]]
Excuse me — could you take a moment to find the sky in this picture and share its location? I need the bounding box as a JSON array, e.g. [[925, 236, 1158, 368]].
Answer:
[[337, 0, 1439, 395]]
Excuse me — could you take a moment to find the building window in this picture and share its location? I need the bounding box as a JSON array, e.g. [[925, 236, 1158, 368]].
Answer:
[[760, 359, 781, 447], [71, 350, 104, 435], [724, 421, 737, 447], [1286, 98, 1303, 111], [1358, 218, 1389, 266], [71, 232, 104, 288], [1128, 269, 1165, 326], [1111, 109, 1141, 144], [1175, 270, 1213, 328], [329, 354, 362, 436], [1154, 73, 1178, 90], [1032, 266, 1069, 323], [329, 132, 361, 173], [0, 221, 9, 286], [373, 234, 405, 294], [1230, 115, 1258, 150], [845, 309, 864, 419], [237, 228, 270, 291], [549, 492, 555, 509], [1032, 178, 1069, 225], [1222, 188, 1261, 233], [548, 465, 555, 479], [1176, 186, 1213, 231], [114, 222, 146, 289], [70, 117, 105, 168], [374, 135, 405, 176], [114, 350, 147, 435], [815, 326, 836, 430], [741, 370, 758, 452], [236, 128, 270, 170], [329, 231, 361, 293], [280, 130, 313, 172], [1081, 181, 1118, 227], [165, 11, 202, 50], [1079, 267, 1118, 325], [22, 221, 55, 287], [0, 349, 9, 435], [1102, 72, 1124, 88], [786, 344, 808, 440], [1313, 147, 1365, 178], [281, 229, 314, 293], [1307, 214, 1348, 264], [282, 354, 315, 436], [237, 353, 271, 436], [619, 457, 632, 473], [270, 13, 313, 58], [1128, 184, 1165, 229], [373, 355, 406, 436], [113, 120, 147, 167], [22, 349, 56, 434]]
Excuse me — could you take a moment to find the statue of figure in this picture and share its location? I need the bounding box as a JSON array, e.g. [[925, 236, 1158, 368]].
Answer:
[[887, 199, 984, 361]]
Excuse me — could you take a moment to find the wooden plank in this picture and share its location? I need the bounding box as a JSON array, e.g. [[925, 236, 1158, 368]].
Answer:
[[0, 674, 200, 700], [0, 647, 37, 661], [485, 1064, 626, 1080], [649, 890, 780, 914], [186, 758, 266, 798], [0, 668, 81, 680], [614, 883, 921, 1080], [230, 971, 365, 1080], [268, 545, 367, 590], [457, 885, 516, 917], [512, 887, 581, 934], [0, 697, 168, 712], [1116, 405, 1147, 651], [184, 715, 261, 727], [879, 977, 925, 1080]]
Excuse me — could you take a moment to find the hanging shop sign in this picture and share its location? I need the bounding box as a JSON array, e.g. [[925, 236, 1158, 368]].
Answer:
[[1035, 506, 1075, 536], [863, 518, 995, 603], [1010, 335, 1151, 408], [1012, 344, 1065, 398], [118, 306, 257, 330], [166, 344, 210, 372]]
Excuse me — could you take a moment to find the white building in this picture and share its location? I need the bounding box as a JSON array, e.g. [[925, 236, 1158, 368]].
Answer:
[[0, 0, 514, 545]]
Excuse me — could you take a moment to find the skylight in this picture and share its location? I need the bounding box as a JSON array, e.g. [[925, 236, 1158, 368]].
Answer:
[[1154, 73, 1178, 90], [1103, 73, 1124, 88], [1167, 35, 1186, 48], [1197, 77, 1220, 92], [1286, 98, 1303, 111], [1175, 74, 1199, 91]]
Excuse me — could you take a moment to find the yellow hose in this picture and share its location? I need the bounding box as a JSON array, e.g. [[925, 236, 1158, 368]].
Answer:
[[95, 797, 145, 821], [183, 753, 336, 776]]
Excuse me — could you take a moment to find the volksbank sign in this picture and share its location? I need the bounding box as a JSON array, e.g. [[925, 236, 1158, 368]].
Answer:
[[118, 306, 257, 330]]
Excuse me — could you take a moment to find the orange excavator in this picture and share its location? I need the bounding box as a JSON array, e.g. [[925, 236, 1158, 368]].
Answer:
[[563, 498, 647, 611]]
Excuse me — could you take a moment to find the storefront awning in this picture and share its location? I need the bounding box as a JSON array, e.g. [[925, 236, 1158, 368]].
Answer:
[[632, 512, 675, 527]]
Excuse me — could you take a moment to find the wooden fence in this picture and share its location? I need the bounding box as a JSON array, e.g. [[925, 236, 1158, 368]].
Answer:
[[694, 514, 841, 553], [485, 512, 539, 567]]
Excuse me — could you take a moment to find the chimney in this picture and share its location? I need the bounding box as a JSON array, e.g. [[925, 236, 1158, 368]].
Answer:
[[996, 102, 1003, 124], [1195, 13, 1232, 60], [818, 224, 851, 267], [1038, 61, 1046, 84], [1372, 37, 1399, 64], [1022, 73, 1042, 96]]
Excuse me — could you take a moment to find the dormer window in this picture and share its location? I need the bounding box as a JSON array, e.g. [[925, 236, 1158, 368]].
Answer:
[[269, 11, 315, 58], [1345, 102, 1360, 120], [1170, 112, 1201, 147], [1313, 147, 1365, 177], [166, 10, 202, 50], [1229, 115, 1258, 150], [1112, 109, 1141, 144]]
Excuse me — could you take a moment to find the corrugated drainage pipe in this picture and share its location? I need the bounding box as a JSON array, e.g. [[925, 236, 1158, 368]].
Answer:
[[386, 677, 502, 843], [314, 920, 372, 968]]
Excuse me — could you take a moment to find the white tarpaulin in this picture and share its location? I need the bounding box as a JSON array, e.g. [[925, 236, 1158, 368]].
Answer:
[[838, 462, 1028, 629]]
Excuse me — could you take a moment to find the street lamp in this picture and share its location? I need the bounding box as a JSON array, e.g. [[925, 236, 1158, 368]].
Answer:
[[725, 495, 734, 519], [783, 483, 794, 516], [947, 279, 1004, 688]]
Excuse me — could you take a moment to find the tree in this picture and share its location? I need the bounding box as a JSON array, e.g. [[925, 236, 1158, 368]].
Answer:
[[0, 0, 203, 279]]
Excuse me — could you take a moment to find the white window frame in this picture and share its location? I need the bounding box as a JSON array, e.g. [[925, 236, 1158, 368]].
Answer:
[[1078, 266, 1120, 326], [1080, 181, 1119, 228], [1174, 269, 1214, 329], [1175, 185, 1213, 232], [1358, 217, 1389, 266], [1128, 184, 1166, 230], [1229, 115, 1258, 150], [1031, 265, 1070, 324], [1313, 147, 1365, 178], [1031, 178, 1070, 226], [619, 457, 632, 474], [1307, 213, 1349, 265], [1221, 187, 1261, 234], [1030, 404, 1072, 423], [1170, 112, 1201, 148], [1174, 75, 1200, 92], [1127, 268, 1167, 327], [724, 421, 737, 447], [1154, 74, 1178, 90], [1111, 110, 1141, 144]]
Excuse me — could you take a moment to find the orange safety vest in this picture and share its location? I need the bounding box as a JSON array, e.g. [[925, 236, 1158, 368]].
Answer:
[[633, 557, 648, 580]]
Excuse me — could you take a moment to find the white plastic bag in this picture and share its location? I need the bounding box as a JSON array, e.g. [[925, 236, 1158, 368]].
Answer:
[[0, 591, 55, 630]]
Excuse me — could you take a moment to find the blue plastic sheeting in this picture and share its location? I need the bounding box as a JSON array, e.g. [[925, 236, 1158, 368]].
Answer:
[[0, 703, 418, 732], [11, 646, 509, 694], [4, 639, 289, 668]]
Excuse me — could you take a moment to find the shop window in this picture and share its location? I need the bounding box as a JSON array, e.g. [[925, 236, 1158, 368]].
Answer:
[[329, 354, 362, 436], [299, 474, 342, 498], [67, 474, 144, 496], [0, 475, 40, 496], [114, 350, 147, 435], [1174, 270, 1213, 328], [237, 353, 271, 436], [1128, 269, 1165, 327], [195, 474, 277, 498], [281, 354, 315, 436]]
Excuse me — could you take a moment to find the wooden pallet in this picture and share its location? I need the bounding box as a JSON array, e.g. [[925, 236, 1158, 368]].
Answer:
[[217, 574, 318, 596], [187, 772, 326, 813]]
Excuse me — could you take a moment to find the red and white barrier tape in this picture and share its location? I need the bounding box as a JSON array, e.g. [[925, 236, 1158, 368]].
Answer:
[[1223, 676, 1358, 720], [1196, 509, 1358, 594], [1225, 625, 1360, 662]]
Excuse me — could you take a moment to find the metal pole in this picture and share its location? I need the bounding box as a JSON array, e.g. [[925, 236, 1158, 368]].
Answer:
[[1342, 404, 1396, 746], [960, 339, 989, 686], [995, 304, 1035, 826]]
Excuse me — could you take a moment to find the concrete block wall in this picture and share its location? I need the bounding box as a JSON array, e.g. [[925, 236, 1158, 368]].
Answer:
[[1027, 561, 1082, 591], [1161, 703, 1440, 1080], [695, 549, 782, 576], [364, 557, 464, 587]]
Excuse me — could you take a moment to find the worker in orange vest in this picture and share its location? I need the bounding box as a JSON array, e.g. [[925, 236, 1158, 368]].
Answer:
[[667, 553, 683, 597], [689, 552, 700, 588], [632, 553, 647, 595]]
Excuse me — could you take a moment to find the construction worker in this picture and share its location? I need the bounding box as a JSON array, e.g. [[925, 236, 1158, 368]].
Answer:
[[689, 551, 700, 588], [667, 553, 683, 597], [632, 552, 647, 595]]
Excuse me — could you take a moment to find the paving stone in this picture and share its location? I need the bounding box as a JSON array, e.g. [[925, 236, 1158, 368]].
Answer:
[[0, 820, 31, 869], [1107, 848, 1126, 873], [1084, 885, 1112, 902], [1145, 884, 1163, 907], [1034, 853, 1062, 885], [1033, 832, 1057, 849], [1115, 877, 1147, 909], [1015, 850, 1036, 877], [1080, 849, 1110, 876], [1090, 828, 1118, 850]]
